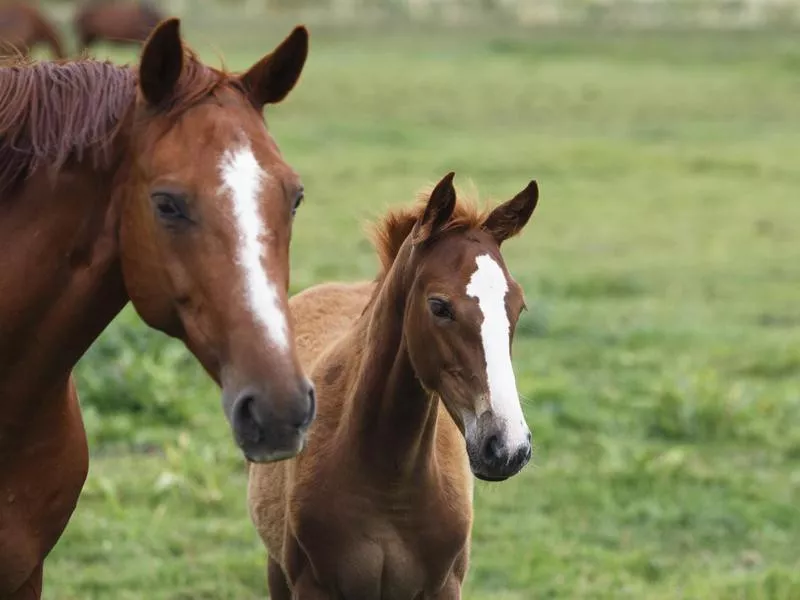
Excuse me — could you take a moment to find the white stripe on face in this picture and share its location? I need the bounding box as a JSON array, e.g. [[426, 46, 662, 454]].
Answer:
[[219, 143, 289, 351], [465, 254, 529, 444]]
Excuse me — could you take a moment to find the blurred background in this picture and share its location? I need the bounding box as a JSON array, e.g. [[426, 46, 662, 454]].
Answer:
[[7, 0, 800, 598]]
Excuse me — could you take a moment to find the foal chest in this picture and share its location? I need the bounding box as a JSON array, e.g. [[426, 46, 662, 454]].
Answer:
[[294, 489, 471, 599]]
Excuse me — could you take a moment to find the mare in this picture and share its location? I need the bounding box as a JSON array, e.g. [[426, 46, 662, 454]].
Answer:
[[249, 172, 539, 599], [74, 1, 163, 52], [0, 18, 314, 598], [0, 3, 64, 59]]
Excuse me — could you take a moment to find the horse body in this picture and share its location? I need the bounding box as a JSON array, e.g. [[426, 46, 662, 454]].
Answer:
[[0, 142, 131, 592], [0, 20, 312, 597], [0, 3, 64, 58], [250, 174, 539, 599], [75, 1, 164, 51]]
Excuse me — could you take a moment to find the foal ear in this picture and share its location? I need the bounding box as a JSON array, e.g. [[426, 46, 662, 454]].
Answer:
[[240, 26, 309, 108], [413, 172, 457, 245], [139, 18, 183, 107], [482, 180, 539, 245]]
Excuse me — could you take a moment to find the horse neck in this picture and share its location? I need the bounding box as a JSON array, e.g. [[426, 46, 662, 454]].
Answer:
[[343, 244, 440, 480], [0, 110, 135, 395]]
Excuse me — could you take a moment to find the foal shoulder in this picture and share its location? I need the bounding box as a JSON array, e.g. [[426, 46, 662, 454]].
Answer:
[[289, 281, 374, 369]]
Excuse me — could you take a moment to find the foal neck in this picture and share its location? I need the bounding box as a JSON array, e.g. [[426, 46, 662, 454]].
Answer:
[[345, 243, 439, 480]]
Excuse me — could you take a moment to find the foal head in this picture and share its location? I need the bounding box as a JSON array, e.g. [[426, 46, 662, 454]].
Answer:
[[119, 20, 312, 462], [391, 173, 538, 481]]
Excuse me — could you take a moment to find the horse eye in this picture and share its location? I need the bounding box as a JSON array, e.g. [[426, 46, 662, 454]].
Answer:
[[291, 190, 304, 217], [428, 298, 455, 321], [152, 192, 188, 224]]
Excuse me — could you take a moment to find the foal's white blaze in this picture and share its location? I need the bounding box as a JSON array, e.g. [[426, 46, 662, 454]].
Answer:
[[466, 254, 529, 446], [219, 143, 289, 351]]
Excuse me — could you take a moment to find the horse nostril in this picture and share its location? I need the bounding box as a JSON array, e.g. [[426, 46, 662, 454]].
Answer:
[[482, 434, 502, 464], [232, 393, 263, 445]]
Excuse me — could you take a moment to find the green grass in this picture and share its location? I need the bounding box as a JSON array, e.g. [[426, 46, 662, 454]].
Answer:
[[43, 23, 800, 599]]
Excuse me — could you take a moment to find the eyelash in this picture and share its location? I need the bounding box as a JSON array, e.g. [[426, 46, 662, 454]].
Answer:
[[428, 298, 455, 320], [152, 193, 189, 224]]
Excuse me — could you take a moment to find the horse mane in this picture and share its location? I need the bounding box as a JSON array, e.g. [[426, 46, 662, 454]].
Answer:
[[370, 186, 490, 273], [0, 49, 239, 194]]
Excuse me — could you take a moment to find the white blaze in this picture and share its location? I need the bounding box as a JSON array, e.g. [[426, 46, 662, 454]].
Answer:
[[219, 143, 289, 351], [466, 254, 529, 444]]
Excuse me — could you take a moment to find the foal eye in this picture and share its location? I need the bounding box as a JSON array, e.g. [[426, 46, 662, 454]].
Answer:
[[151, 192, 189, 224], [291, 189, 304, 217], [428, 298, 455, 321]]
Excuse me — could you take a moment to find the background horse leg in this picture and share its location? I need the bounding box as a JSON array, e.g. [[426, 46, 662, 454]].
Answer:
[[267, 557, 291, 600]]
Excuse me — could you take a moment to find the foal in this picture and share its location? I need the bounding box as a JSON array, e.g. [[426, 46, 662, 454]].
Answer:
[[249, 172, 539, 599]]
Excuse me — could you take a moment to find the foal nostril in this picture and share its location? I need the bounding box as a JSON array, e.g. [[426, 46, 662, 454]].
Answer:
[[482, 434, 503, 464], [302, 385, 316, 428], [231, 393, 263, 445]]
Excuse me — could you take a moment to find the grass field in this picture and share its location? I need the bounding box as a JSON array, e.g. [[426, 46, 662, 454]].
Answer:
[[41, 20, 800, 599]]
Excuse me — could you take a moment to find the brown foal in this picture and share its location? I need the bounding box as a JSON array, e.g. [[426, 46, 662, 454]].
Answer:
[[249, 172, 539, 599], [0, 19, 313, 597]]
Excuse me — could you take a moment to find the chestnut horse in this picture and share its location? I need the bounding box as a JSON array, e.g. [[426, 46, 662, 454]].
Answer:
[[0, 3, 64, 59], [0, 19, 314, 598], [249, 173, 539, 598], [74, 1, 163, 52]]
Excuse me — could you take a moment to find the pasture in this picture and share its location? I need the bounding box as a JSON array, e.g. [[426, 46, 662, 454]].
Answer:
[[40, 18, 800, 599]]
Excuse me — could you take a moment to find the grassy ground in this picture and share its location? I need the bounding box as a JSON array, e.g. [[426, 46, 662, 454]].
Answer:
[[41, 22, 800, 599]]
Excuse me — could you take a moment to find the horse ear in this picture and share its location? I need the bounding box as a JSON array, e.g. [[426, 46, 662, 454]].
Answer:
[[241, 26, 308, 108], [482, 180, 539, 245], [139, 18, 183, 106], [413, 172, 457, 245]]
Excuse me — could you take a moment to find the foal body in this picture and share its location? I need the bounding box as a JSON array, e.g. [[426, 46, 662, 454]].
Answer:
[[252, 282, 473, 599], [250, 174, 540, 599]]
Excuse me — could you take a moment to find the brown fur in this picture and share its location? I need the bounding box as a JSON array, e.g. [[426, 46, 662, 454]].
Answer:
[[371, 190, 490, 273], [0, 20, 311, 598], [249, 174, 539, 599], [0, 4, 64, 60]]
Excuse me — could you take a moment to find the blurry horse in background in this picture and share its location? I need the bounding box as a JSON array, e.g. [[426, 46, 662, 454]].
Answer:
[[249, 173, 539, 598], [74, 0, 164, 52], [0, 3, 64, 59], [0, 18, 314, 598]]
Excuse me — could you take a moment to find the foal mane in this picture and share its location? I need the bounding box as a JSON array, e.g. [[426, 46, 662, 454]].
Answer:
[[371, 187, 490, 274], [0, 50, 238, 193]]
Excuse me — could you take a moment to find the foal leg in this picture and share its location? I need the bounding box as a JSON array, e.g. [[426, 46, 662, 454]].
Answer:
[[291, 569, 333, 600], [432, 576, 462, 600], [7, 564, 42, 600], [267, 557, 291, 600]]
